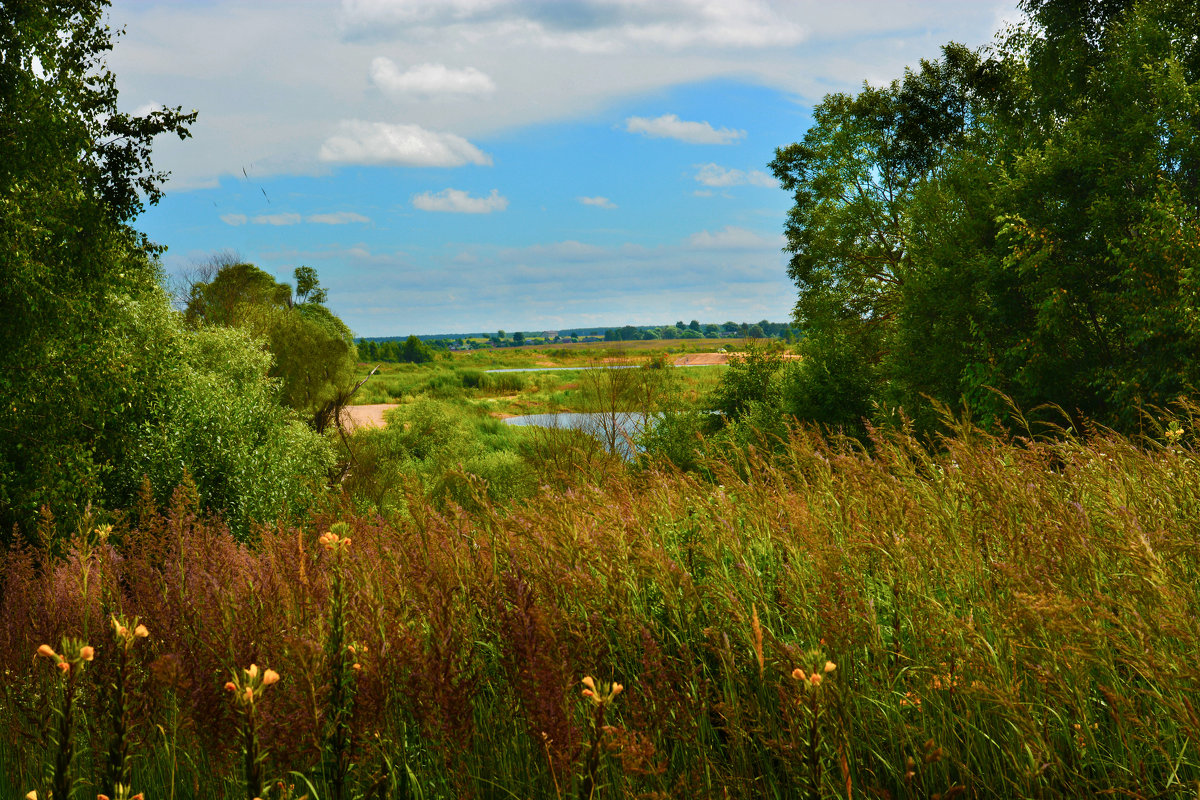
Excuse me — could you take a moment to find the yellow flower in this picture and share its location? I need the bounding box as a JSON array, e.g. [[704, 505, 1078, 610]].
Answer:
[[79, 645, 95, 662], [823, 661, 836, 673], [134, 624, 149, 638], [262, 669, 280, 687], [791, 668, 806, 681], [581, 676, 596, 692], [611, 683, 624, 696], [36, 644, 57, 659], [246, 663, 259, 680]]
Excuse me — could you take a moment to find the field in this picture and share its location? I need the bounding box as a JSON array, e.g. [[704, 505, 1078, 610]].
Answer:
[[3, 408, 1199, 798], [350, 339, 731, 417]]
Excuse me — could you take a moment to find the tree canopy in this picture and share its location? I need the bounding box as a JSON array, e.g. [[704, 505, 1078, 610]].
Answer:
[[0, 2, 330, 539], [772, 0, 1200, 433]]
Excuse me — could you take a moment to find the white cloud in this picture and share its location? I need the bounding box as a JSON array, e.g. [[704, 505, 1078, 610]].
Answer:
[[251, 212, 303, 226], [319, 121, 492, 166], [687, 225, 776, 250], [370, 58, 495, 96], [219, 213, 248, 226], [625, 114, 744, 145], [339, 0, 807, 51], [694, 162, 775, 188], [413, 188, 508, 213], [307, 211, 371, 224], [579, 196, 617, 209]]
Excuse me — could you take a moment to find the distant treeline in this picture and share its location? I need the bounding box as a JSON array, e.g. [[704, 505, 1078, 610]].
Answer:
[[358, 320, 795, 360]]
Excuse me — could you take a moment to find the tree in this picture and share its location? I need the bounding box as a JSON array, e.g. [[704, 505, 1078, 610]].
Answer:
[[513, 331, 525, 345], [400, 335, 434, 364], [187, 261, 359, 432], [293, 265, 328, 304], [0, 0, 204, 534], [771, 0, 1200, 432]]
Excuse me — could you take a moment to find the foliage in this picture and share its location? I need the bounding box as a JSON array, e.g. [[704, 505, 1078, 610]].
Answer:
[[772, 0, 1200, 432], [187, 262, 359, 431], [3, 412, 1200, 797], [0, 2, 334, 539]]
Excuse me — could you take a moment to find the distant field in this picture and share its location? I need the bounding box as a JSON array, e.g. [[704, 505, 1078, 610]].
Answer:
[[349, 339, 739, 417]]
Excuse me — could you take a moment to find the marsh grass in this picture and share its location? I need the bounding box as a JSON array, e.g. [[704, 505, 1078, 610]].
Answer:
[[2, 409, 1199, 797]]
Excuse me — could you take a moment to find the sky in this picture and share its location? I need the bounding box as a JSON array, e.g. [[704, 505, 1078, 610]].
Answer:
[[110, 0, 1020, 336]]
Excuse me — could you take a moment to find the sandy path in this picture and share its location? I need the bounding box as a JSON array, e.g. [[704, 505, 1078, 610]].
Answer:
[[340, 403, 399, 431], [673, 353, 730, 366]]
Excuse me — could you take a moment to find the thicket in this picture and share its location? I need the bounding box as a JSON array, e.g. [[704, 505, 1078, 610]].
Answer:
[[774, 0, 1200, 435], [0, 1, 334, 540]]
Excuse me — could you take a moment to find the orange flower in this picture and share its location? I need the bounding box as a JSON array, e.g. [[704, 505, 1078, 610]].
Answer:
[[823, 661, 836, 674], [79, 645, 95, 662], [224, 681, 237, 692], [134, 624, 149, 638], [791, 668, 806, 681], [36, 644, 57, 659], [262, 669, 280, 687]]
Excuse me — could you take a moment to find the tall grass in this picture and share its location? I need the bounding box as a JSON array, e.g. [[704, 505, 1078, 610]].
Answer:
[[2, 412, 1199, 797]]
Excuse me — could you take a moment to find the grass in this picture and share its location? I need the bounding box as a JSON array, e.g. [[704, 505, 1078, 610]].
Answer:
[[351, 343, 727, 415], [2, 410, 1199, 798]]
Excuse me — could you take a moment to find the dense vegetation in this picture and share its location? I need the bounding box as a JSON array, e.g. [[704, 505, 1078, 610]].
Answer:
[[3, 0, 1200, 798], [772, 0, 1200, 435]]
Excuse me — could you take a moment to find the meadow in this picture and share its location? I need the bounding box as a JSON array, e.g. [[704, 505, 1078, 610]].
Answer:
[[3, 391, 1198, 799]]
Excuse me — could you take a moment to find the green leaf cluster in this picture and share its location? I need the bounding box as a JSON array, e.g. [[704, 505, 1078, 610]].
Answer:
[[0, 1, 331, 539], [772, 0, 1200, 433]]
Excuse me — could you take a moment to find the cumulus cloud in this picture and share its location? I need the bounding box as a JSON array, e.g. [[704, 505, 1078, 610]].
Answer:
[[319, 121, 492, 166], [219, 213, 248, 226], [251, 212, 303, 226], [625, 114, 744, 145], [413, 188, 508, 213], [369, 57, 495, 96], [307, 211, 371, 224], [687, 225, 776, 250], [694, 162, 775, 188], [579, 195, 617, 209]]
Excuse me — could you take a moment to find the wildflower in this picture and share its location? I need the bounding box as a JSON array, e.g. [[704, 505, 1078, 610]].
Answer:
[[224, 681, 237, 692], [26, 791, 37, 800], [612, 683, 624, 696], [57, 661, 70, 674], [824, 661, 836, 673], [134, 624, 149, 638], [581, 676, 596, 692], [792, 668, 806, 681], [246, 663, 259, 680], [243, 687, 254, 705], [95, 524, 113, 543], [37, 644, 57, 659], [262, 669, 280, 687], [352, 663, 361, 671], [79, 645, 94, 661], [810, 673, 823, 687]]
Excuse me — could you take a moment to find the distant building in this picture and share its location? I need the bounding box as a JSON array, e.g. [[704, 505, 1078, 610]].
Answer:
[[543, 331, 559, 339]]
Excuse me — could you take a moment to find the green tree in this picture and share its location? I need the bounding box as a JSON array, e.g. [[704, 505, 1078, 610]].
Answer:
[[772, 2, 1200, 432], [0, 0, 202, 534], [400, 335, 434, 364], [187, 261, 359, 432]]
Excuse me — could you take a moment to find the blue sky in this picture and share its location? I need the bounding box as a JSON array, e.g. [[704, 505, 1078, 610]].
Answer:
[[111, 0, 1019, 336]]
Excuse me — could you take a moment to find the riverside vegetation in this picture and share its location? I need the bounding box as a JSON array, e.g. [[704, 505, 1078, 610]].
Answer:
[[5, 0, 1200, 797], [3, 408, 1200, 798]]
